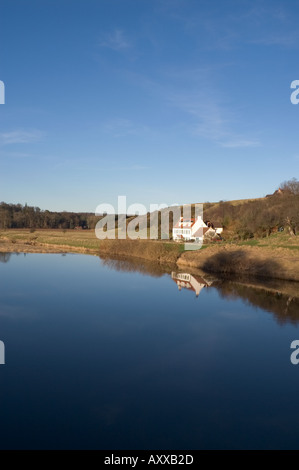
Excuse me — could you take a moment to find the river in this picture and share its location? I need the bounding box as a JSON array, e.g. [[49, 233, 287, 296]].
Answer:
[[0, 252, 299, 449]]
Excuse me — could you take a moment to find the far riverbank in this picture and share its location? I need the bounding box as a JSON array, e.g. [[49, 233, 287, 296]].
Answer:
[[1, 229, 299, 282]]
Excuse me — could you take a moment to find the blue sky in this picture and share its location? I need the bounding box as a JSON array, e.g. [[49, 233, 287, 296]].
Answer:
[[0, 0, 299, 212]]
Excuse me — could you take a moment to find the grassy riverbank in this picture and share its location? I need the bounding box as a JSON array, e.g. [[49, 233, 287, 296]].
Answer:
[[1, 229, 299, 282], [0, 229, 101, 254], [0, 229, 183, 263], [178, 244, 299, 282]]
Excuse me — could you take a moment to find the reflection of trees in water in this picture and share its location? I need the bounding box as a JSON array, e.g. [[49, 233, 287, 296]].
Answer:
[[99, 255, 173, 278], [215, 280, 299, 325], [0, 252, 12, 263], [98, 255, 299, 323]]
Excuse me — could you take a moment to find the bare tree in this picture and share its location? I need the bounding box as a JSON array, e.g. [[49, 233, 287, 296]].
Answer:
[[280, 178, 299, 195]]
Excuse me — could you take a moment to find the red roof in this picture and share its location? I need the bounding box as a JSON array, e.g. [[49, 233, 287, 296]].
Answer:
[[174, 217, 195, 229]]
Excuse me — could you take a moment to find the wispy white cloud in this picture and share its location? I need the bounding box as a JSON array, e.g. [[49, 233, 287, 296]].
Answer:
[[99, 30, 131, 51], [126, 59, 260, 148], [168, 90, 260, 148], [0, 130, 43, 145]]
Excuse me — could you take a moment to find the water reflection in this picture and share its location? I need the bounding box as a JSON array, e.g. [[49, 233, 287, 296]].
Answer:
[[99, 255, 299, 324], [99, 254, 173, 277], [173, 273, 299, 324], [0, 252, 12, 263], [171, 271, 213, 297], [214, 279, 299, 325], [1, 252, 299, 323], [1, 252, 299, 449]]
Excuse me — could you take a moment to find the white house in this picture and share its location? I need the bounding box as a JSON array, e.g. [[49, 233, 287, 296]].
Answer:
[[172, 216, 223, 242], [172, 215, 207, 242]]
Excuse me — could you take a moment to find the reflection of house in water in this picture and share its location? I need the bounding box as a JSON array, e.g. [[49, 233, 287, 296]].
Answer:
[[171, 272, 213, 297]]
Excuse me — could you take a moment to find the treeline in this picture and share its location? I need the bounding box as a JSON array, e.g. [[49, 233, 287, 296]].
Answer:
[[203, 180, 299, 239], [1, 179, 298, 238], [0, 202, 100, 230]]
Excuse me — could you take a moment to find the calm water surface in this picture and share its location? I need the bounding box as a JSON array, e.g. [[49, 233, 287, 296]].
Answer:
[[0, 252, 299, 449]]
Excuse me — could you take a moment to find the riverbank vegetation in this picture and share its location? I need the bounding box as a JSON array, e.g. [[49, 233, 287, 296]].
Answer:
[[1, 179, 298, 242], [1, 228, 299, 281], [0, 179, 298, 280], [0, 229, 183, 263]]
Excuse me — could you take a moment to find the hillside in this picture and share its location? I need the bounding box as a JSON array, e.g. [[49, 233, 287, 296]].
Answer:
[[1, 180, 298, 241]]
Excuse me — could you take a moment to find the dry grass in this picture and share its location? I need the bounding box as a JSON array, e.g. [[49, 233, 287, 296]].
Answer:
[[226, 197, 266, 206], [178, 244, 299, 282], [0, 229, 182, 263], [97, 239, 182, 264], [0, 229, 101, 253], [202, 196, 264, 208]]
